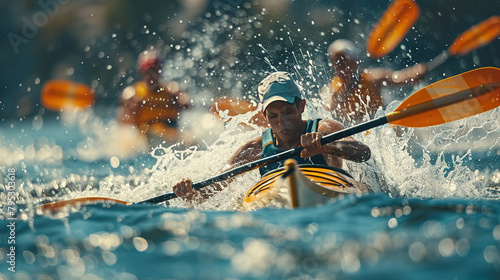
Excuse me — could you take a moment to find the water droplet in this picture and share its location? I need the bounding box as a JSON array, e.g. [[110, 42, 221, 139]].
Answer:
[[110, 156, 120, 168], [388, 218, 398, 228], [438, 238, 455, 257], [483, 245, 498, 263], [133, 237, 148, 252], [409, 242, 426, 262]]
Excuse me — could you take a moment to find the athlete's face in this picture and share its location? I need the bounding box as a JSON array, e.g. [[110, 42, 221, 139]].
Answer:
[[264, 100, 306, 144], [142, 66, 161, 91]]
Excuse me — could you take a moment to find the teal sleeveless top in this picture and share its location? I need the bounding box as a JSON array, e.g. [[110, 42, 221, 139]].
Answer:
[[259, 119, 328, 176]]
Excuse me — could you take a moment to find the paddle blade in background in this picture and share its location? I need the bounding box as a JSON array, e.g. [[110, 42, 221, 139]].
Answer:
[[366, 0, 420, 58], [210, 96, 257, 117], [448, 16, 500, 56], [210, 96, 268, 127], [388, 67, 500, 127], [37, 197, 130, 213], [41, 80, 95, 111]]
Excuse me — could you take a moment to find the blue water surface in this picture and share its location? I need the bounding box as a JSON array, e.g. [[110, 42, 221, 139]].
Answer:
[[3, 193, 500, 279], [1, 110, 500, 280]]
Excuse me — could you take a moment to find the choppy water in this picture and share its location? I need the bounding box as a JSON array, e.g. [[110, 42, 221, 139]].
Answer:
[[2, 1, 500, 278], [5, 194, 500, 280], [1, 102, 500, 279]]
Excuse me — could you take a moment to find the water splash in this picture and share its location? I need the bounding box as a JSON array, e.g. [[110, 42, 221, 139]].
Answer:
[[346, 102, 500, 201], [4, 1, 500, 213], [142, 92, 499, 212], [12, 74, 498, 211]]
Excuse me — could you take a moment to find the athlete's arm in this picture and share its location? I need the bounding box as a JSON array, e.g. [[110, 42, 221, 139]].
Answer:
[[300, 119, 371, 163], [173, 136, 263, 205], [366, 63, 426, 86]]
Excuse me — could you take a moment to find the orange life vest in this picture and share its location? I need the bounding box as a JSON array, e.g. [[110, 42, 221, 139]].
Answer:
[[132, 81, 181, 125]]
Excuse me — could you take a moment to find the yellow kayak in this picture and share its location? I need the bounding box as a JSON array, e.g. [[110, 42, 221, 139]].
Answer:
[[242, 159, 371, 210]]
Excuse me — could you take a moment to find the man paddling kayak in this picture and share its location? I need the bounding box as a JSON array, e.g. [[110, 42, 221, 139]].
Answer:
[[173, 71, 371, 204], [117, 48, 191, 141], [323, 39, 427, 124]]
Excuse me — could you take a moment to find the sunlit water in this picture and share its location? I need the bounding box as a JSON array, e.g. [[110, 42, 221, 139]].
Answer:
[[1, 98, 500, 279]]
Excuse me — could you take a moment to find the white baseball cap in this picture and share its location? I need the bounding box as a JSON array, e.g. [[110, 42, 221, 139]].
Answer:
[[328, 39, 361, 60], [258, 72, 303, 112]]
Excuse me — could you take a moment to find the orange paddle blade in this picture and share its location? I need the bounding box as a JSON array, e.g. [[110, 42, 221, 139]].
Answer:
[[367, 0, 420, 58], [41, 80, 95, 111], [449, 16, 500, 56], [210, 97, 258, 116], [37, 197, 131, 212], [210, 96, 268, 127], [387, 67, 500, 127]]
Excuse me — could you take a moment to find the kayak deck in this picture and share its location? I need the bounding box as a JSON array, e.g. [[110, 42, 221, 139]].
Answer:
[[242, 159, 371, 210]]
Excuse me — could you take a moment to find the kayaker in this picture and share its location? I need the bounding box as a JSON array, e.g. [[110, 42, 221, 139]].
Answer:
[[173, 71, 371, 204], [117, 48, 191, 141], [323, 39, 427, 124]]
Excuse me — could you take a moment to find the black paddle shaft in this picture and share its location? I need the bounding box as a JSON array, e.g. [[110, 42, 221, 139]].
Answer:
[[139, 116, 389, 204]]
